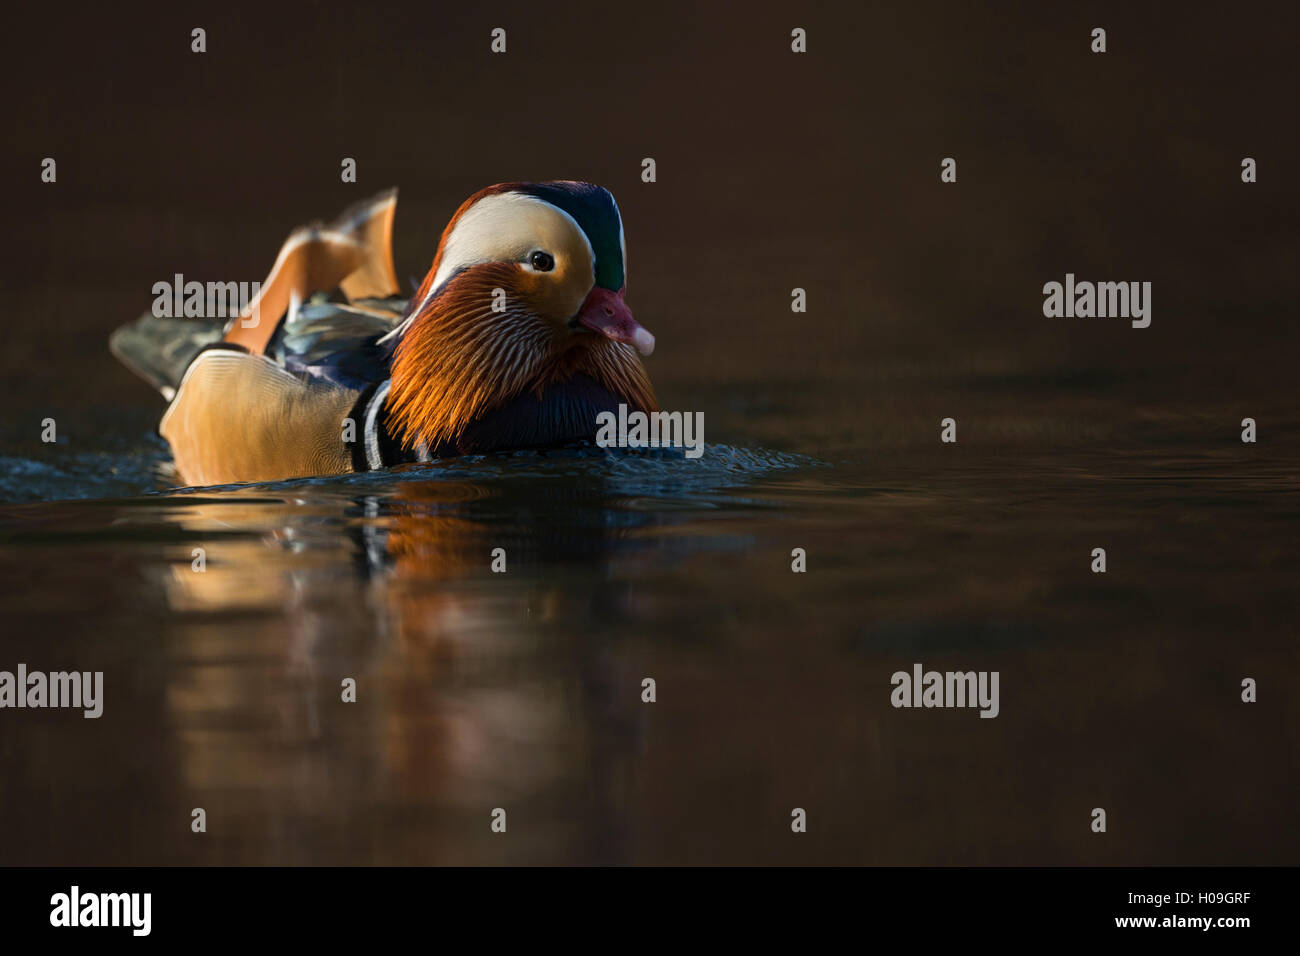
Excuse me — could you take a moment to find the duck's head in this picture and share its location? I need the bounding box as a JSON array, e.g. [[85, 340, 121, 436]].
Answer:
[[386, 181, 657, 450]]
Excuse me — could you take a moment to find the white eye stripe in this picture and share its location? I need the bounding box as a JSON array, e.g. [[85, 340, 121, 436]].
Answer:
[[417, 194, 592, 310], [379, 191, 602, 349]]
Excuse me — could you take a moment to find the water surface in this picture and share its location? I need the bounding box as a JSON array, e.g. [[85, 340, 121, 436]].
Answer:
[[1, 413, 1295, 864]]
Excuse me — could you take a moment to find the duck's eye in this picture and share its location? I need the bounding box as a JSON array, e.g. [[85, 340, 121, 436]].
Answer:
[[529, 250, 555, 272]]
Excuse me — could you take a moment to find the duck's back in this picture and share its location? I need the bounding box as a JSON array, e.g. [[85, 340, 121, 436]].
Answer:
[[110, 294, 406, 398], [110, 191, 407, 486]]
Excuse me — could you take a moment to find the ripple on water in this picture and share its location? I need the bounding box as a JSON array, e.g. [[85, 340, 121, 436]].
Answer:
[[0, 441, 822, 507]]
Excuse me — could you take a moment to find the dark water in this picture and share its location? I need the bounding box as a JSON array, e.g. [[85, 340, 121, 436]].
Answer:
[[1, 1, 1297, 864], [1, 412, 1296, 865]]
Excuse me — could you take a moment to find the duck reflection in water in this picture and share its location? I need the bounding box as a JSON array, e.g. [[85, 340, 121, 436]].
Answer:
[[150, 466, 740, 861]]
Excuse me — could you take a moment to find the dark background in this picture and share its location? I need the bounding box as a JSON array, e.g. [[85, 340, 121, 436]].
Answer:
[[0, 1, 1296, 868], [4, 1, 1297, 431]]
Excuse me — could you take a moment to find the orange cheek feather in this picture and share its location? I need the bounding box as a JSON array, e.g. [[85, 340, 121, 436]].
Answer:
[[387, 263, 657, 451]]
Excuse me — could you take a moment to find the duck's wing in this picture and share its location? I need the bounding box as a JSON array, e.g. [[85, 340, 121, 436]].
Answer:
[[272, 295, 408, 390], [159, 348, 360, 487], [110, 190, 406, 397], [109, 311, 226, 400], [223, 189, 402, 355]]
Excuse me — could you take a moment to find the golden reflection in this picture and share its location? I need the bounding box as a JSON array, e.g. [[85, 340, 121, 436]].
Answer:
[[153, 480, 592, 854]]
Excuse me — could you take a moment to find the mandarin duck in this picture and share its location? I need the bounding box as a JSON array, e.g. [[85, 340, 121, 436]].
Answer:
[[110, 183, 658, 487]]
